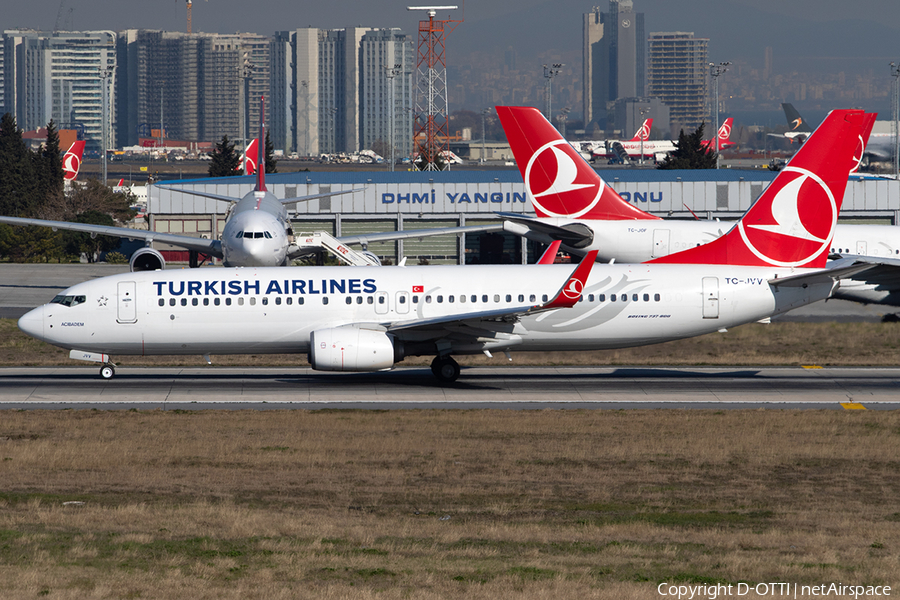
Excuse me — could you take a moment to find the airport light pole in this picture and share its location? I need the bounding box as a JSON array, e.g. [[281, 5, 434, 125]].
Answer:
[[709, 61, 730, 170], [97, 64, 114, 185], [543, 63, 563, 120], [638, 106, 649, 166], [384, 64, 402, 171], [556, 107, 570, 138], [481, 107, 491, 163], [891, 62, 900, 178]]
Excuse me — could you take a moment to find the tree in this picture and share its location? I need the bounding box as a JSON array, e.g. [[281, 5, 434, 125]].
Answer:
[[657, 123, 718, 170], [0, 112, 39, 217], [264, 130, 277, 173], [63, 210, 119, 263], [208, 135, 241, 177], [39, 178, 135, 223], [35, 120, 64, 203]]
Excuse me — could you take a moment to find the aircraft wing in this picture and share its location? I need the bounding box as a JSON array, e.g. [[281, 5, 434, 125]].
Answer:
[[156, 185, 368, 205], [0, 216, 223, 257], [154, 185, 239, 203], [281, 188, 366, 206]]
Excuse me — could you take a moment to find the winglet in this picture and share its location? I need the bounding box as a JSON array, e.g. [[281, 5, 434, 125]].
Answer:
[[496, 106, 659, 221], [536, 240, 562, 264], [650, 109, 866, 269], [62, 140, 86, 182], [539, 250, 598, 310], [256, 96, 267, 192]]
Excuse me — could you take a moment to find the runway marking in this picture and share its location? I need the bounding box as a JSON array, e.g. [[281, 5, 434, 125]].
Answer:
[[802, 365, 823, 369], [840, 402, 867, 410]]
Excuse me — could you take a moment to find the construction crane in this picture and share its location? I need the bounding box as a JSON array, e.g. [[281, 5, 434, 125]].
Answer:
[[185, 0, 206, 34]]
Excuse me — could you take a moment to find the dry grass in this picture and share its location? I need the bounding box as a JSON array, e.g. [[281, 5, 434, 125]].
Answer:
[[0, 409, 898, 598], [3, 318, 900, 367]]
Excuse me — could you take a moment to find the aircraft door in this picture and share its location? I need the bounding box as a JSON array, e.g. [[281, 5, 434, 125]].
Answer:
[[856, 241, 867, 255], [652, 229, 670, 258], [395, 291, 410, 314], [374, 291, 389, 315], [117, 281, 137, 323], [702, 277, 719, 319]]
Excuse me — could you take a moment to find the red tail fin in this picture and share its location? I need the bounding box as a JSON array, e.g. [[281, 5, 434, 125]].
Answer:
[[243, 139, 259, 175], [628, 118, 652, 142], [651, 109, 866, 269], [536, 240, 562, 264], [62, 140, 85, 182], [497, 106, 659, 221]]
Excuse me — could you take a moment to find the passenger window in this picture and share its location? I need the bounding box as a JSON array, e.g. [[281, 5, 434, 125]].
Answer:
[[449, 295, 454, 303], [367, 296, 374, 305], [588, 294, 594, 302], [518, 294, 524, 302], [412, 296, 419, 304], [529, 294, 536, 302], [238, 298, 244, 306], [654, 293, 661, 302], [425, 295, 432, 303], [506, 294, 511, 302], [542, 295, 548, 302], [356, 296, 363, 304], [632, 294, 638, 302], [286, 297, 292, 305], [298, 297, 304, 305], [399, 295, 406, 304], [470, 295, 477, 303], [459, 295, 466, 303], [345, 297, 352, 305], [250, 297, 256, 306], [482, 294, 488, 303], [323, 297, 329, 305], [181, 298, 187, 306], [611, 295, 616, 302], [192, 298, 198, 306], [214, 298, 221, 306], [643, 294, 649, 302], [620, 294, 627, 302], [437, 295, 443, 303], [493, 294, 500, 303], [203, 298, 209, 306], [158, 299, 164, 307], [275, 297, 282, 305], [378, 296, 385, 304], [226, 298, 232, 306]]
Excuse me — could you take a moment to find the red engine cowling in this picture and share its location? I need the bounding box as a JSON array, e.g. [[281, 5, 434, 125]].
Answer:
[[129, 247, 165, 272], [309, 326, 400, 372]]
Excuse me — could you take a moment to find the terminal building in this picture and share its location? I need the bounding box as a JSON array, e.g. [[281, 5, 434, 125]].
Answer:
[[149, 169, 900, 265]]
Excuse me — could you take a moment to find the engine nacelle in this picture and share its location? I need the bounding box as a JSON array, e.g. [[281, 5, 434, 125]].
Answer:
[[309, 326, 400, 372], [130, 247, 166, 272]]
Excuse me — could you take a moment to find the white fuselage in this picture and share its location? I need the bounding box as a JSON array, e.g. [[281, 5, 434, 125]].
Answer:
[[219, 192, 291, 267], [19, 263, 833, 362]]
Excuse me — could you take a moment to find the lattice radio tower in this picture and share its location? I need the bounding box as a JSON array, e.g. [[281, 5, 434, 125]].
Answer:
[[407, 6, 462, 171]]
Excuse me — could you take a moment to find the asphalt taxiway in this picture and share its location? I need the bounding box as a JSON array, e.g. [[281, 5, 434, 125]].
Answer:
[[2, 366, 898, 410]]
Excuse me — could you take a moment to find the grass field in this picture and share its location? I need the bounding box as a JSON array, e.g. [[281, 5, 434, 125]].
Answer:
[[2, 319, 900, 598], [0, 409, 898, 599]]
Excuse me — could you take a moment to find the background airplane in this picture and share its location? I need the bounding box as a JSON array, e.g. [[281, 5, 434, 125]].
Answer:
[[591, 119, 734, 163], [16, 109, 872, 382], [62, 140, 86, 182], [497, 106, 900, 306]]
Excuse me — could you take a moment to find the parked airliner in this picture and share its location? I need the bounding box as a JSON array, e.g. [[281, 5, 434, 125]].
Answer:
[[62, 140, 86, 182], [18, 109, 876, 382], [590, 119, 734, 162], [497, 106, 900, 306]]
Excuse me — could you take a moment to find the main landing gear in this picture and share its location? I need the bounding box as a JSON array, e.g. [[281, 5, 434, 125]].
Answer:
[[430, 356, 460, 383]]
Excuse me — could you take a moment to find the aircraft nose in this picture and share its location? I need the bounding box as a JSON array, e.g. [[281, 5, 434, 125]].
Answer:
[[18, 306, 45, 341]]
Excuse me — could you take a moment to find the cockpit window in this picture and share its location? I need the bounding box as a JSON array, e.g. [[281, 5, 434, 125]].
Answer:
[[243, 232, 253, 238], [235, 231, 244, 239], [51, 294, 86, 307], [264, 231, 273, 239], [254, 232, 264, 239]]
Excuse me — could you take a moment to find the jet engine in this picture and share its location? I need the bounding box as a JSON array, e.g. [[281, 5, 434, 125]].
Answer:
[[309, 326, 401, 372], [129, 247, 166, 272]]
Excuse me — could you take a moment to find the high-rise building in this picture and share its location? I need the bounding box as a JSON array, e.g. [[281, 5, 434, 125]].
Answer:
[[647, 32, 709, 133], [116, 30, 269, 147], [582, 0, 645, 131], [359, 29, 414, 161], [275, 27, 413, 157], [2, 30, 117, 150]]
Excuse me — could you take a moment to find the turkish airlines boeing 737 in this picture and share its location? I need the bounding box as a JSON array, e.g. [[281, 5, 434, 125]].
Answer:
[[18, 109, 873, 382], [497, 106, 900, 306]]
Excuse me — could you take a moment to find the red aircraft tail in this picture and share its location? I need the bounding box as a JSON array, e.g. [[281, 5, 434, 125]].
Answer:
[[628, 118, 652, 142], [651, 110, 867, 269], [62, 140, 86, 182], [496, 106, 658, 221]]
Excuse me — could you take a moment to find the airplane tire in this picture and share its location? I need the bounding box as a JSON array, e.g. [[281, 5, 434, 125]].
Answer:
[[100, 365, 115, 380], [431, 356, 460, 383]]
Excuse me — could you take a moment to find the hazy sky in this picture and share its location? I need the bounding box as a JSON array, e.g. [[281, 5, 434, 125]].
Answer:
[[6, 0, 899, 74]]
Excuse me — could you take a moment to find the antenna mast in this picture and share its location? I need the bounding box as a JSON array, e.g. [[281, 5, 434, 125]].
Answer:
[[407, 6, 462, 171]]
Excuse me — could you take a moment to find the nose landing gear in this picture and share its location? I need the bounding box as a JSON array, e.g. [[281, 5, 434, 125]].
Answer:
[[100, 363, 116, 379]]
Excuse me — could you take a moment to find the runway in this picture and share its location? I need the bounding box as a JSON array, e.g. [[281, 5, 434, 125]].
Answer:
[[2, 366, 898, 410]]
